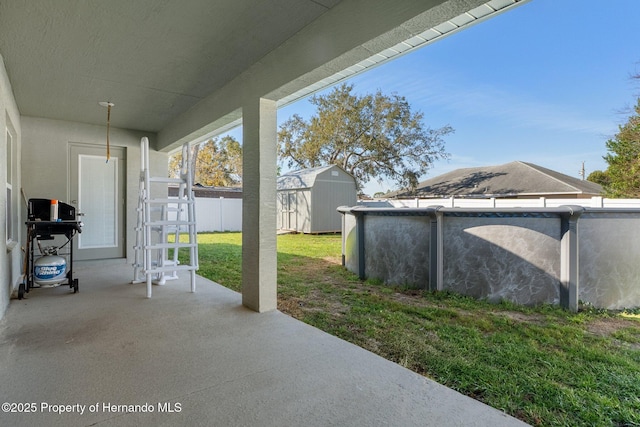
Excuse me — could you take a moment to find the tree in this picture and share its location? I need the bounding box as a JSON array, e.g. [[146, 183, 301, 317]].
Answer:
[[373, 190, 390, 199], [278, 83, 452, 191], [586, 170, 610, 188], [169, 135, 242, 187], [601, 100, 640, 197]]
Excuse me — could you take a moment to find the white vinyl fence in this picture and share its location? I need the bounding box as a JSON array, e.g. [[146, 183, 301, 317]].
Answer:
[[360, 196, 640, 209], [170, 197, 242, 232], [173, 195, 640, 233]]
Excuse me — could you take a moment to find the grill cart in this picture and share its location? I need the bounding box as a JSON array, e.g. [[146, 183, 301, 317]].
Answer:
[[20, 199, 83, 300]]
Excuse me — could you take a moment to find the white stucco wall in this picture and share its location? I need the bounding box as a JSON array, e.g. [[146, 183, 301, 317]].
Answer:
[[21, 117, 164, 267], [0, 54, 23, 318]]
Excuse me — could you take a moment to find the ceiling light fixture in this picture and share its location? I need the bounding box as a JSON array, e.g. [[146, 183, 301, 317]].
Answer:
[[99, 101, 115, 163]]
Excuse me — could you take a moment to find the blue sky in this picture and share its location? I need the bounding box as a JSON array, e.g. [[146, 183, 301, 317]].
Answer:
[[245, 0, 640, 196]]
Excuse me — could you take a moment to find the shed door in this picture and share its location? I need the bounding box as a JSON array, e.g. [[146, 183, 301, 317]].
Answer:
[[280, 191, 297, 230], [288, 192, 298, 231]]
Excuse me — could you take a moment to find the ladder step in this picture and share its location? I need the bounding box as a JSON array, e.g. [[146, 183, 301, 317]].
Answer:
[[145, 220, 196, 226], [149, 177, 186, 184], [152, 227, 180, 233], [144, 243, 197, 250], [149, 206, 164, 212], [146, 198, 194, 204], [155, 230, 191, 236], [144, 265, 199, 274]]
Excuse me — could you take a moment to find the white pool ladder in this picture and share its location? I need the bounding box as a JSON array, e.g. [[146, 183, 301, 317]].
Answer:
[[132, 137, 198, 297]]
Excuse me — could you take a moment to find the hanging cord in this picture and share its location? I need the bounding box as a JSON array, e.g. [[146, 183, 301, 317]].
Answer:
[[36, 239, 72, 256], [106, 103, 112, 163]]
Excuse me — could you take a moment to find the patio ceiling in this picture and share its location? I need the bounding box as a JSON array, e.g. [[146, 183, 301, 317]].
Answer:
[[0, 0, 344, 133], [0, 0, 528, 149]]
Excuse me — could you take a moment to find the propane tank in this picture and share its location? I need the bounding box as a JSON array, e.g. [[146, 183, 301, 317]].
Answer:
[[34, 255, 67, 286]]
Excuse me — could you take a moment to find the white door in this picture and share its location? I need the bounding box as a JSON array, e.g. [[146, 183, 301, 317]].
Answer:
[[69, 144, 126, 260], [287, 192, 297, 231]]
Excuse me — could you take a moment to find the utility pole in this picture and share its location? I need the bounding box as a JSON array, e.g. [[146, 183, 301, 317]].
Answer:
[[578, 161, 585, 180]]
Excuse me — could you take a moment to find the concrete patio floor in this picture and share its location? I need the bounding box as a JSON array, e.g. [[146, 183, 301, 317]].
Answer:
[[0, 260, 528, 426]]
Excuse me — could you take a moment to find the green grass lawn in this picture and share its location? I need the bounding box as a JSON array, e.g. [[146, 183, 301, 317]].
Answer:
[[186, 232, 640, 427]]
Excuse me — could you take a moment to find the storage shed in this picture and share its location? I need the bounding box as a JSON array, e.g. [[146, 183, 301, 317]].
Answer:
[[277, 165, 357, 233]]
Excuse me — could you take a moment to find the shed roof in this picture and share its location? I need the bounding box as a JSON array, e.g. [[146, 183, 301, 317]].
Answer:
[[277, 165, 351, 190], [387, 161, 603, 198]]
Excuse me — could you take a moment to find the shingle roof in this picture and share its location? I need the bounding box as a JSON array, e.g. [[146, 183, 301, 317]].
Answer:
[[387, 161, 603, 198], [277, 165, 336, 190]]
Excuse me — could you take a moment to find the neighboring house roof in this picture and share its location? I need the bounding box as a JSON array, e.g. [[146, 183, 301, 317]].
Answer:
[[387, 161, 603, 198], [277, 165, 352, 190]]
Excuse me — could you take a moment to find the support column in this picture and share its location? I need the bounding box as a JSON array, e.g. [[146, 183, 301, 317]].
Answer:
[[356, 211, 365, 280], [428, 207, 444, 292], [560, 206, 584, 312], [242, 98, 277, 312]]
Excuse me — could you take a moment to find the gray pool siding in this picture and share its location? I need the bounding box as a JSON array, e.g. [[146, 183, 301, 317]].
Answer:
[[339, 206, 640, 310]]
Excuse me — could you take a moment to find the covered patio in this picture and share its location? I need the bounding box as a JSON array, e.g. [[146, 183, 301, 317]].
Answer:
[[0, 262, 526, 426], [0, 0, 529, 315], [1, 1, 531, 425]]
